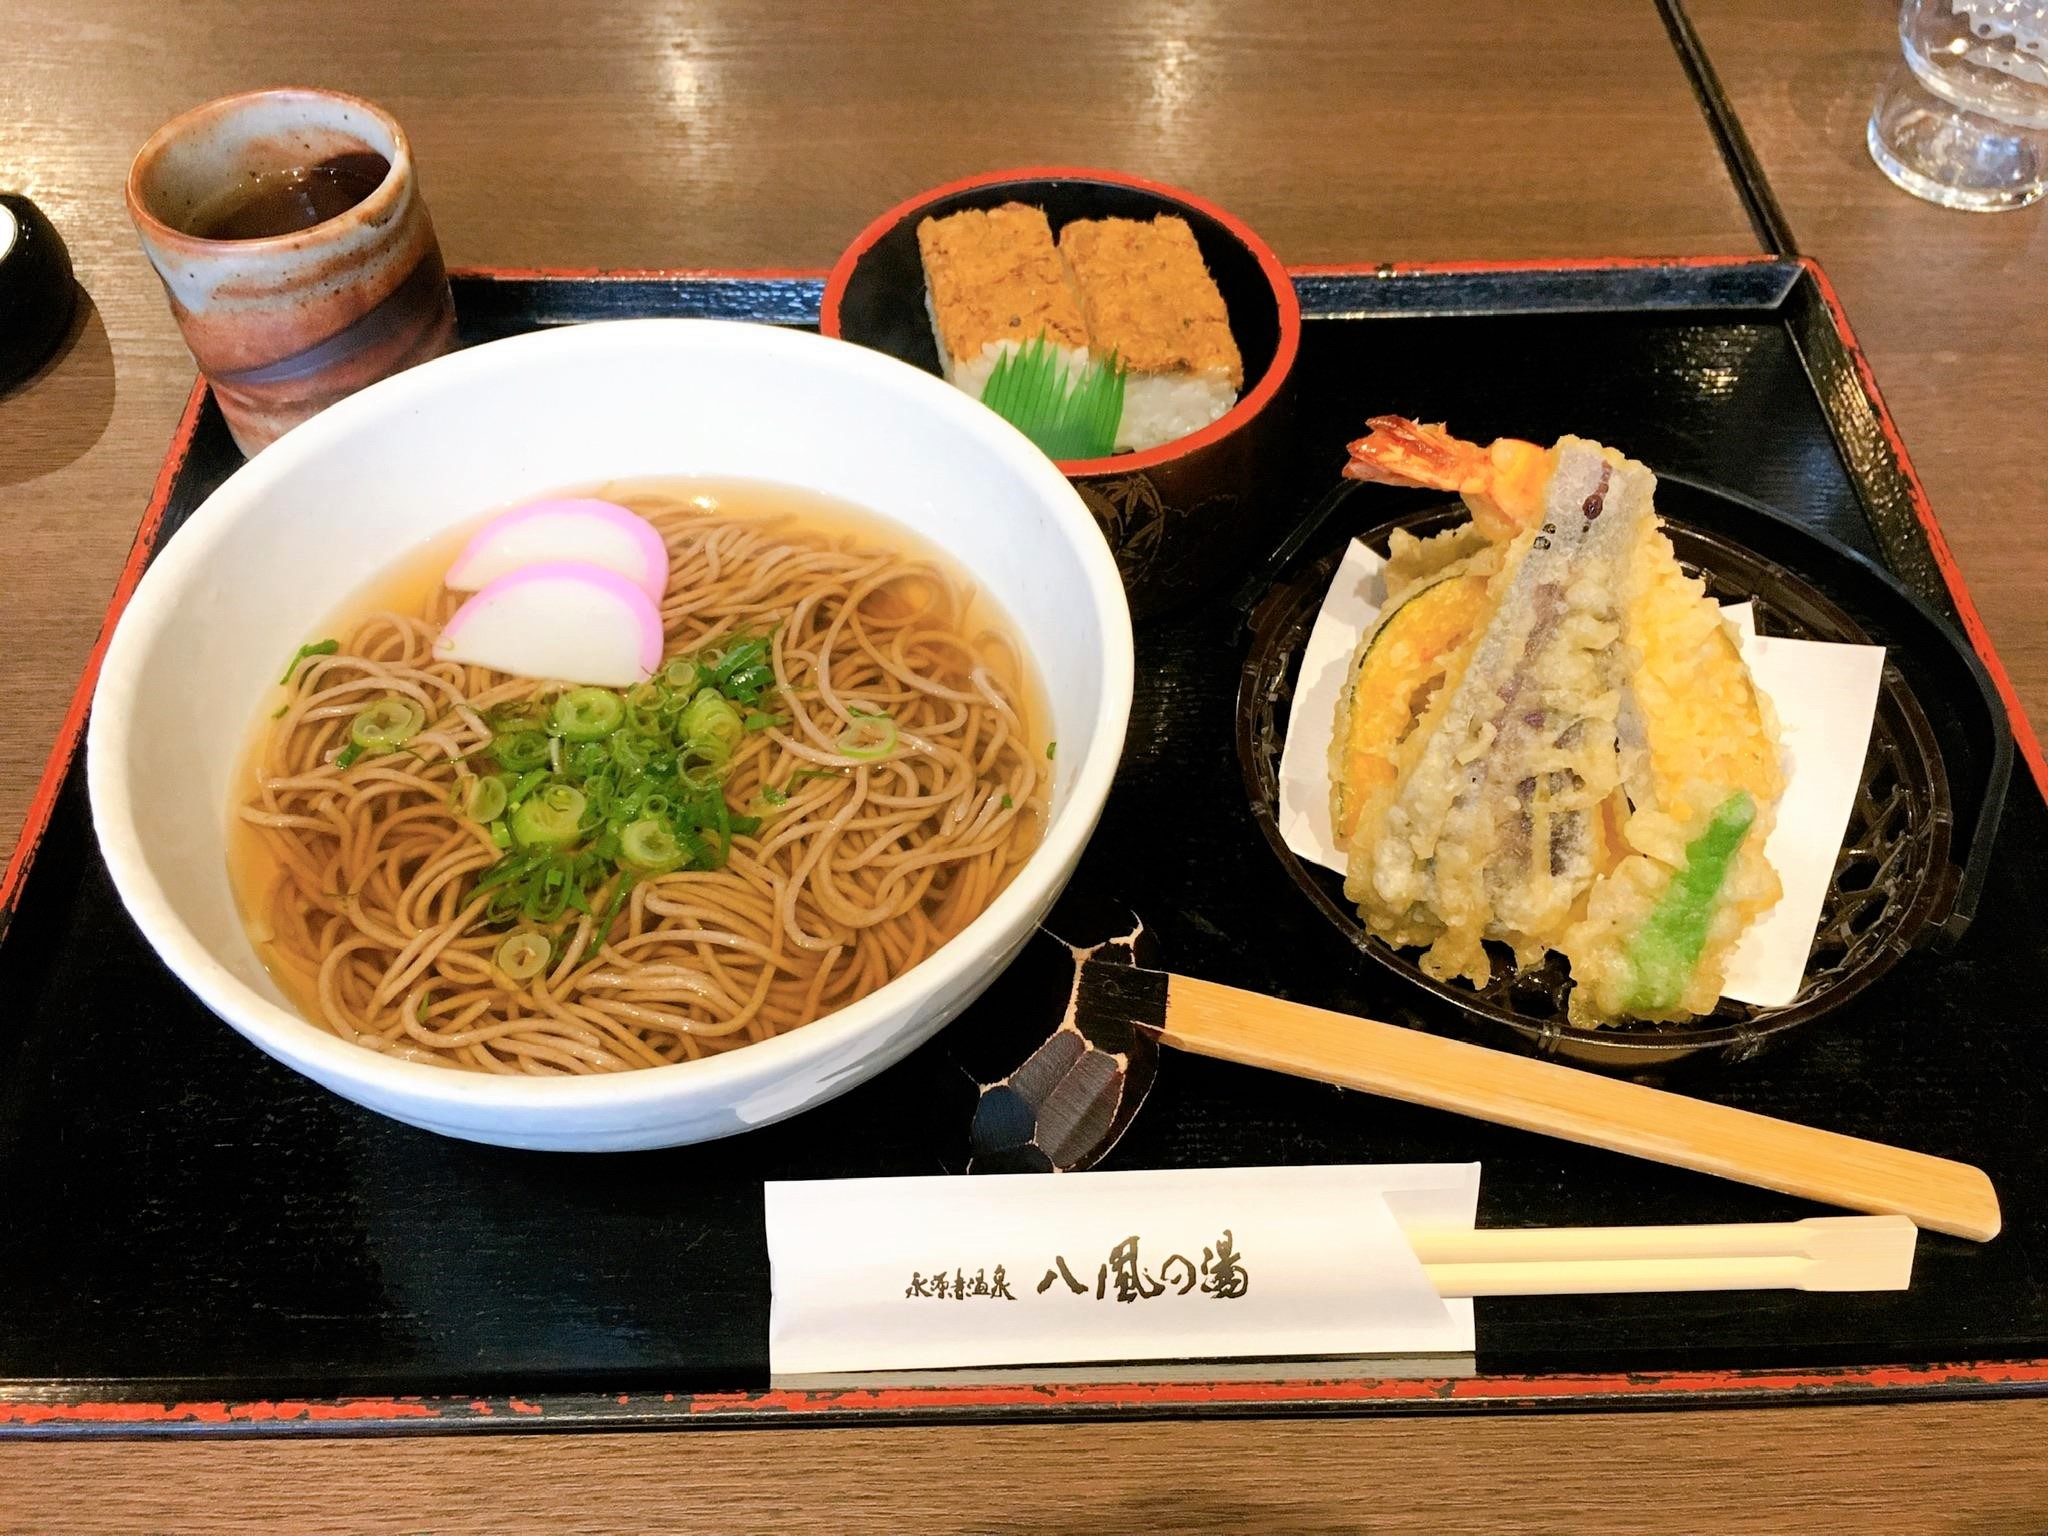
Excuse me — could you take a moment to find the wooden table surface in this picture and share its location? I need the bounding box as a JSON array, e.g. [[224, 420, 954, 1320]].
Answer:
[[1, 0, 2042, 1529], [1691, 0, 2048, 730]]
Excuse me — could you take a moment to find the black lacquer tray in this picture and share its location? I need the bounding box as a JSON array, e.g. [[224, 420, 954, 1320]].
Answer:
[[3, 261, 2046, 1437]]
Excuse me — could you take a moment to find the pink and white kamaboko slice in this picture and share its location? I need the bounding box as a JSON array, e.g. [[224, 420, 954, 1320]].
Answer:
[[444, 497, 670, 601], [436, 560, 664, 687]]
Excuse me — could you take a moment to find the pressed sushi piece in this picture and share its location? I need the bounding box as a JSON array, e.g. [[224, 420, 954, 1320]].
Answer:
[[917, 203, 1091, 403], [1057, 214, 1243, 453]]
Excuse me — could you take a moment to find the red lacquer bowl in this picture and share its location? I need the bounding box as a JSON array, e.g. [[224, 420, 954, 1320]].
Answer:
[[823, 167, 1302, 618]]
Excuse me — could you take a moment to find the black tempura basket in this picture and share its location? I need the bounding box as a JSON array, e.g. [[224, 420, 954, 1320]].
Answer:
[[1237, 477, 2013, 1070]]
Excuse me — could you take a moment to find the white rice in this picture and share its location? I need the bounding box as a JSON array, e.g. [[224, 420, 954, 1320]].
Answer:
[[1115, 370, 1238, 454], [924, 291, 1235, 455], [926, 292, 1092, 405]]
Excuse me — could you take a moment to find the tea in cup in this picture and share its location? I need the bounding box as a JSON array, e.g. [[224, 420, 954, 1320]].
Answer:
[[127, 87, 457, 453]]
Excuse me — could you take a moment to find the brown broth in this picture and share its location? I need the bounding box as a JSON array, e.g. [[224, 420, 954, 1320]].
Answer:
[[189, 152, 391, 241], [228, 479, 1051, 1040]]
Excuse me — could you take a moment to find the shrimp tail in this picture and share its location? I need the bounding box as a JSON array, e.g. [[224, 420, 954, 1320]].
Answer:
[[1343, 416, 1481, 491], [1343, 415, 1551, 543]]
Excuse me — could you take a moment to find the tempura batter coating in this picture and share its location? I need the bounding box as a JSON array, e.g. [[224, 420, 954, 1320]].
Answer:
[[1343, 439, 1644, 985], [1559, 526, 1782, 1024], [1332, 424, 1785, 1027]]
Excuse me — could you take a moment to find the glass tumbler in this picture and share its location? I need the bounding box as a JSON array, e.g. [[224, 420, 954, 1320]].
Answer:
[[1867, 0, 2048, 211]]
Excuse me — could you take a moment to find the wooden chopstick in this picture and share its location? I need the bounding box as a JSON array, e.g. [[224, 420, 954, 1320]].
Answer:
[[1158, 972, 2001, 1241], [1406, 1215, 1917, 1297]]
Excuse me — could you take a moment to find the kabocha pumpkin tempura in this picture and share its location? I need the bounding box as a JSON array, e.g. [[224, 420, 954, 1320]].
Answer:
[[1332, 419, 1784, 1027]]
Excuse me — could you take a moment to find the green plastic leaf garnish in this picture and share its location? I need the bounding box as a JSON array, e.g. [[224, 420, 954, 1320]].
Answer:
[[980, 334, 1125, 461]]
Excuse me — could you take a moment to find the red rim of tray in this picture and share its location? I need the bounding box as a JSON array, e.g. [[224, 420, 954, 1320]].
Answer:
[[2, 261, 2044, 1435]]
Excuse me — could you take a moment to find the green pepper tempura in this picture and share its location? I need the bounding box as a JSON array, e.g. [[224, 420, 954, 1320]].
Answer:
[[1619, 791, 1757, 1015]]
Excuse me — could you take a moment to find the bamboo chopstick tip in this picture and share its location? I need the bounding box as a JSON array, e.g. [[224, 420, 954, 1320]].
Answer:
[[1918, 1171, 2000, 1242], [1798, 1215, 1917, 1292]]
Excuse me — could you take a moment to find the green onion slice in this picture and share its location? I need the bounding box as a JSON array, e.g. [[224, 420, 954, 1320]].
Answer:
[[589, 874, 636, 953], [619, 818, 686, 874], [279, 638, 340, 686], [709, 636, 768, 684], [837, 709, 898, 760], [679, 689, 745, 765], [551, 687, 626, 742], [462, 775, 509, 824], [510, 783, 588, 849], [349, 697, 427, 754], [492, 730, 550, 773], [493, 929, 552, 982], [610, 730, 665, 775], [721, 665, 774, 702], [505, 768, 548, 808]]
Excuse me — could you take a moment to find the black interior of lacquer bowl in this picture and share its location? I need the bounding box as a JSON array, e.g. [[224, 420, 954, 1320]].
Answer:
[[1238, 479, 2010, 1071], [828, 176, 1282, 403]]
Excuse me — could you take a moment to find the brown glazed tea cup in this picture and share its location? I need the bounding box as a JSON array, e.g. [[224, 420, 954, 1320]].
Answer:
[[126, 87, 457, 455], [822, 167, 1302, 618]]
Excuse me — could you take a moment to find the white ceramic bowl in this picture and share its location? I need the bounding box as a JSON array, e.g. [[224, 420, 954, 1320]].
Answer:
[[88, 319, 1133, 1151]]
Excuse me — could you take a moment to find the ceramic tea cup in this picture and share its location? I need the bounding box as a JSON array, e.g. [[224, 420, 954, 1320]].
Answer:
[[126, 87, 457, 454]]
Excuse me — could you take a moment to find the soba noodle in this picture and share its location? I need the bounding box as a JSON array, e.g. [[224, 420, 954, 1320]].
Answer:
[[231, 482, 1049, 1075]]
